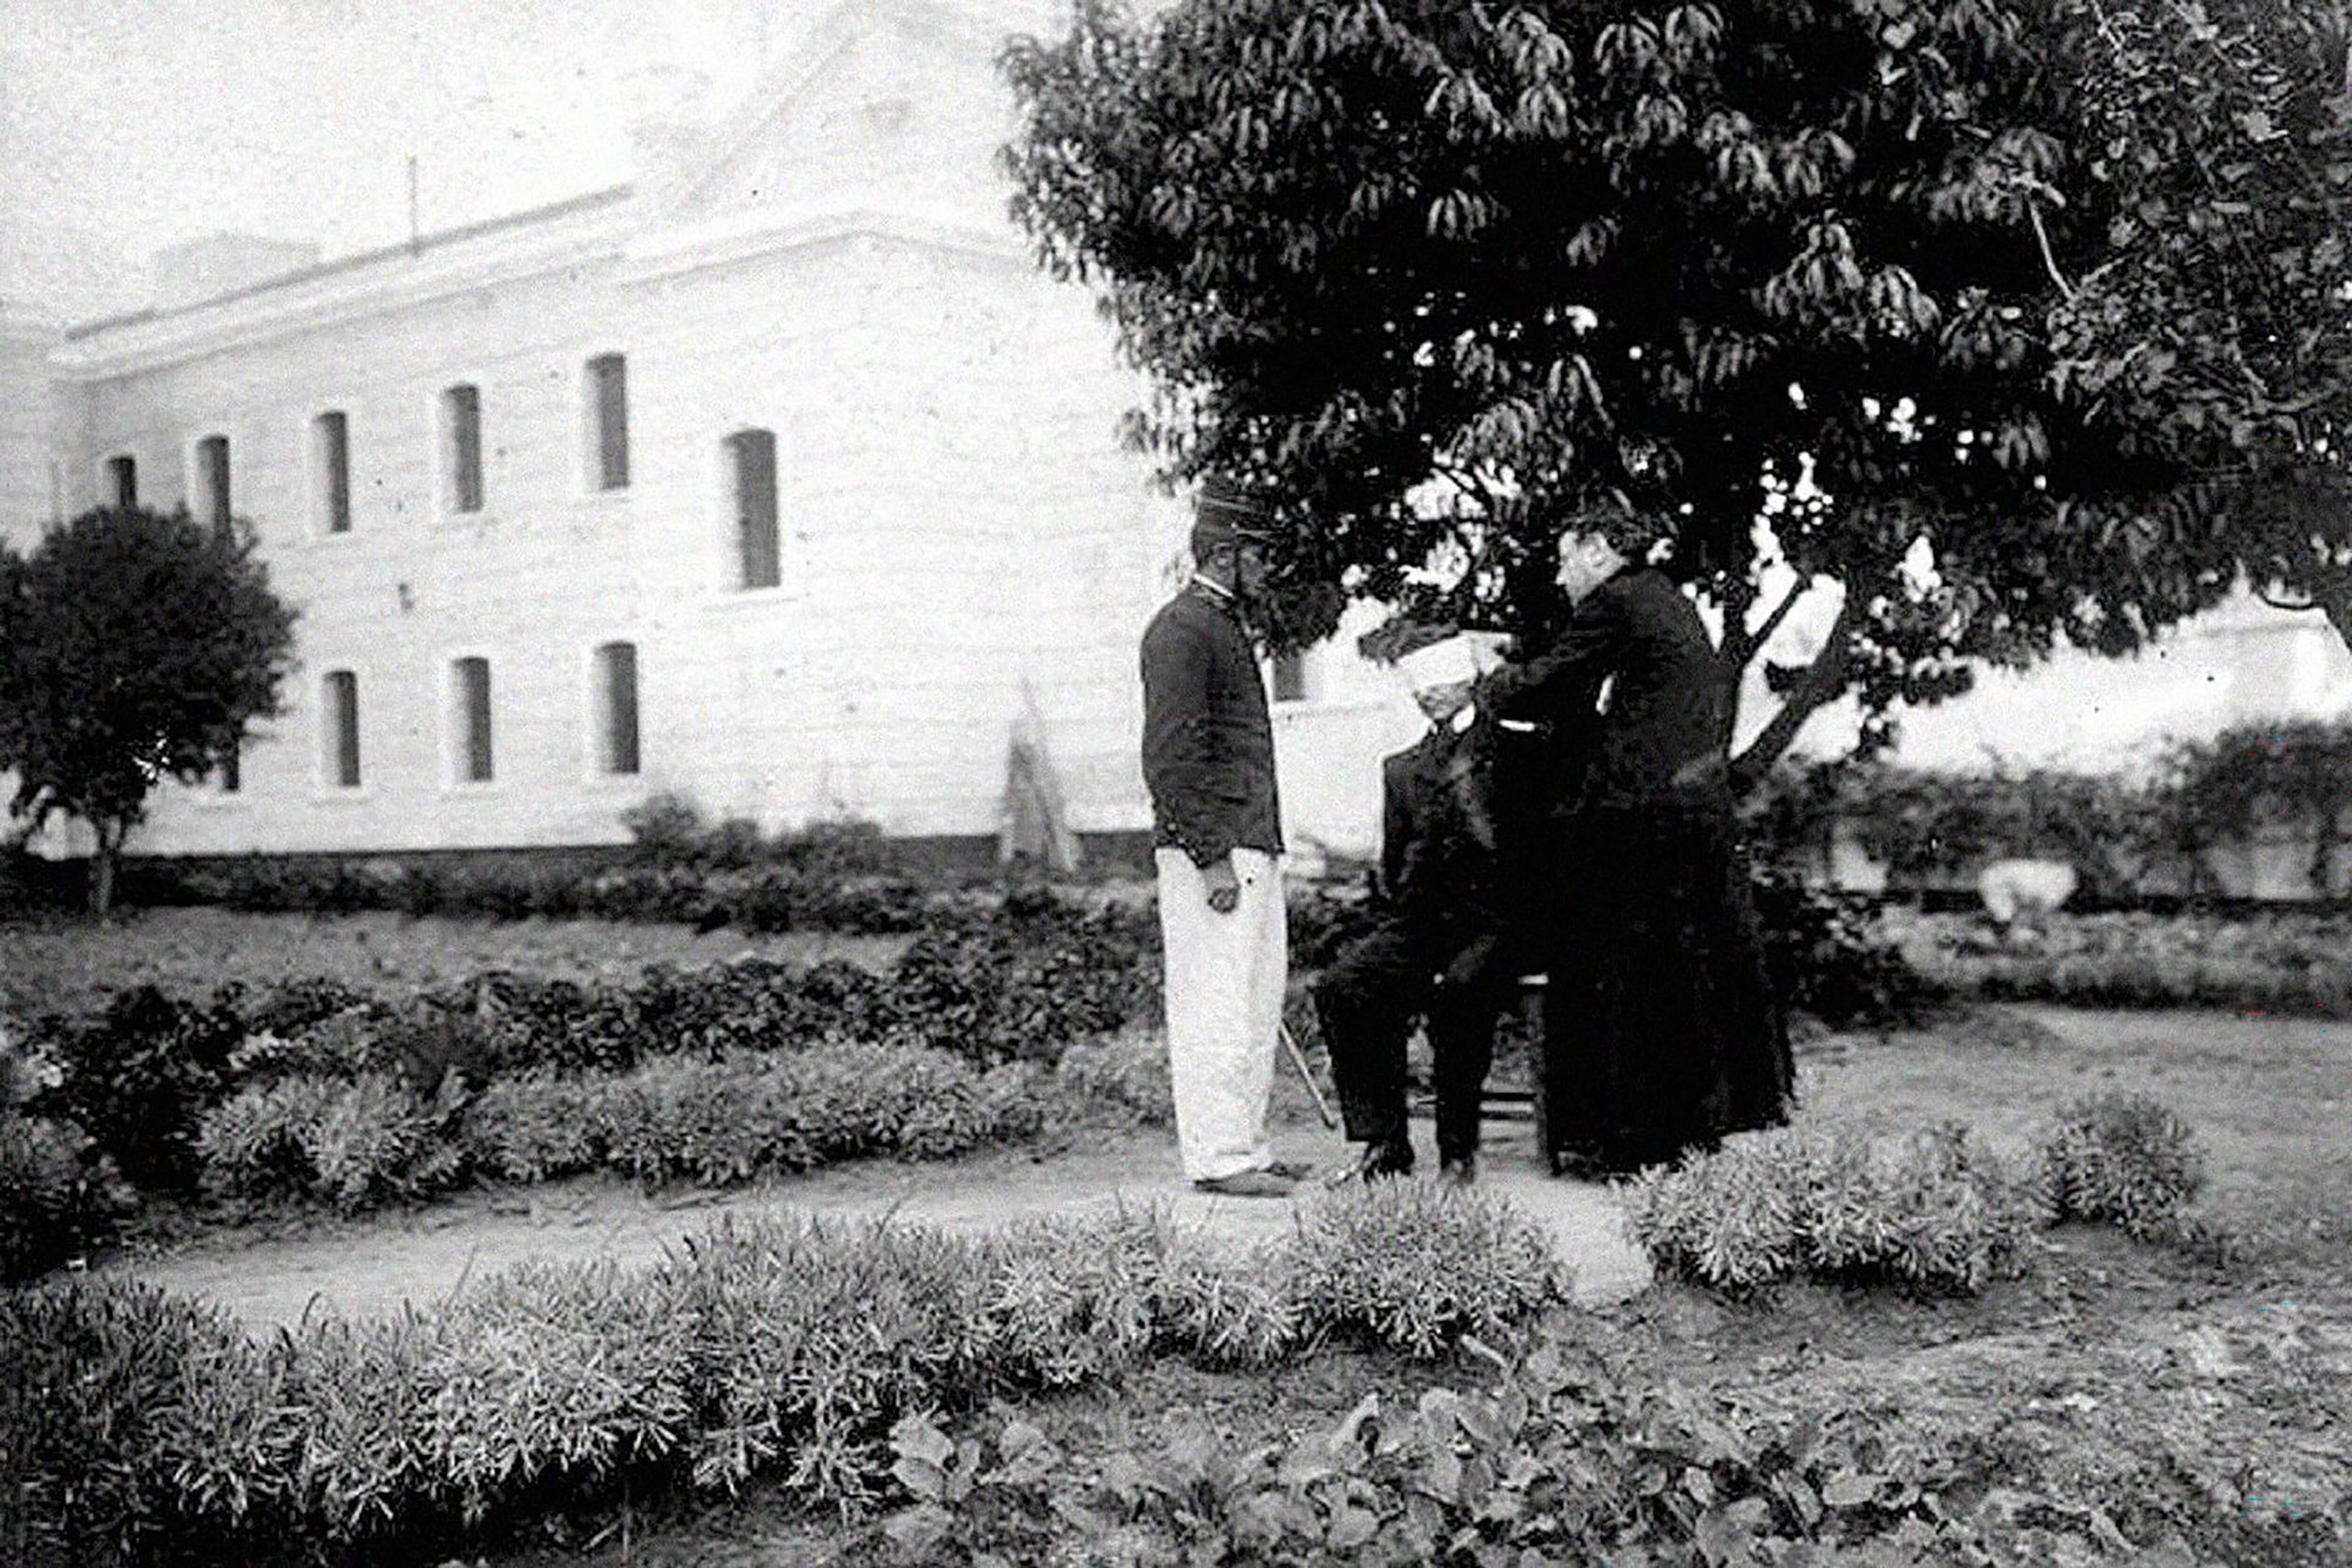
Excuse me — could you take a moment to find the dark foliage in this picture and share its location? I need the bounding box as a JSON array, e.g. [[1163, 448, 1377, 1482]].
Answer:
[[30, 986, 247, 1192], [1750, 868, 1939, 1029]]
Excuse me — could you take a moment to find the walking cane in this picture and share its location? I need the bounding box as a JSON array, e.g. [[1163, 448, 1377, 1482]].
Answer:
[[1278, 1019, 1340, 1129]]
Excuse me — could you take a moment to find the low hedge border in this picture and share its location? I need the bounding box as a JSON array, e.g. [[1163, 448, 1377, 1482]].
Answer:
[[2, 895, 1184, 1279], [0, 1181, 1561, 1566], [1892, 908, 2352, 1018], [1624, 1093, 2218, 1296]]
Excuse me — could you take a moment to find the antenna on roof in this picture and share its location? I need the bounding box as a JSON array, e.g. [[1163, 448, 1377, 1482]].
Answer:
[[406, 155, 421, 253]]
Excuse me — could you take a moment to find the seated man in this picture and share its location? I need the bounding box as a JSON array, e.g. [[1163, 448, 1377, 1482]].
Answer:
[[1315, 632, 1518, 1184]]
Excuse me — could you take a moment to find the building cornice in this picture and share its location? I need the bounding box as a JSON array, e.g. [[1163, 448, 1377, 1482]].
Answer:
[[48, 192, 637, 382], [618, 203, 1029, 285], [48, 198, 1033, 381]]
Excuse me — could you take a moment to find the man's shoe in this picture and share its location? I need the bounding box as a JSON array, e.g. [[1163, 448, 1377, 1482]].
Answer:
[[1326, 1140, 1414, 1186], [1192, 1168, 1298, 1199], [1438, 1154, 1477, 1187]]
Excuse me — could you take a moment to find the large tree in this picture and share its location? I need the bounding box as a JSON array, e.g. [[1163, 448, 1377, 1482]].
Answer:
[[0, 506, 297, 914], [1001, 0, 2352, 779]]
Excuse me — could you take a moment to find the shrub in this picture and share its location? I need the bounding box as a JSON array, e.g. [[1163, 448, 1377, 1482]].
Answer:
[[1149, 1244, 1297, 1368], [278, 1313, 441, 1541], [669, 1214, 989, 1504], [1288, 1180, 1562, 1356], [1624, 1123, 2049, 1296], [304, 1072, 470, 1209], [593, 1053, 810, 1187], [621, 791, 709, 864], [421, 1259, 699, 1523], [461, 1071, 607, 1183], [963, 1210, 1168, 1391], [195, 1074, 342, 1202], [0, 1113, 133, 1281], [31, 984, 246, 1191], [237, 975, 372, 1039], [0, 1279, 256, 1564], [197, 1071, 469, 1211], [2043, 1093, 2209, 1241], [1749, 868, 1938, 1028], [890, 899, 1155, 1067], [1049, 1027, 1175, 1126]]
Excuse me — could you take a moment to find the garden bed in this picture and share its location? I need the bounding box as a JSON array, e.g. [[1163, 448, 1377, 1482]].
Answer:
[[6, 908, 2349, 1565]]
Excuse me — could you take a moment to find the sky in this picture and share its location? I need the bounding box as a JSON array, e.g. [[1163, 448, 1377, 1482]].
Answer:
[[0, 0, 836, 317]]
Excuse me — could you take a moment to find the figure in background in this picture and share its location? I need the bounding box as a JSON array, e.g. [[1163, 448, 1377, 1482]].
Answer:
[[1316, 631, 1518, 1185], [1486, 520, 1795, 1177], [1139, 474, 1310, 1198]]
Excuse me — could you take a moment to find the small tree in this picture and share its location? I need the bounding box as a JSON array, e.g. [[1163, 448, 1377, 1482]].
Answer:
[[0, 506, 297, 914]]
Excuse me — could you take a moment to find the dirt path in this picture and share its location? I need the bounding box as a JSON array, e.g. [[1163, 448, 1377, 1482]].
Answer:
[[99, 1003, 2352, 1335], [114, 1118, 1653, 1332]]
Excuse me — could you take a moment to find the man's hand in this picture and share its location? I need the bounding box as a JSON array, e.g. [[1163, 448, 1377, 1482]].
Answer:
[[1202, 855, 1240, 913]]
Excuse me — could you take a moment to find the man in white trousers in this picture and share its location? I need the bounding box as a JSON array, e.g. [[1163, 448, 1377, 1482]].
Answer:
[[1139, 472, 1309, 1197]]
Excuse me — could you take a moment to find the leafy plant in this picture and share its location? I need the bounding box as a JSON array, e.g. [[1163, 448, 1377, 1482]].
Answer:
[[1625, 1122, 2050, 1296], [31, 984, 246, 1191], [2044, 1092, 2209, 1243], [0, 1112, 133, 1281]]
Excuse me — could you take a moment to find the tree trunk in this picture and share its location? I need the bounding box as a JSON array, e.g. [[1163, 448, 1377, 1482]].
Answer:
[[89, 820, 120, 919], [1725, 594, 1861, 796]]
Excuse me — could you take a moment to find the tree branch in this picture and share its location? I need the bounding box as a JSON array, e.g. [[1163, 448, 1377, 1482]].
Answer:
[[1746, 576, 1810, 662], [1727, 591, 1862, 793], [2024, 194, 2076, 299]]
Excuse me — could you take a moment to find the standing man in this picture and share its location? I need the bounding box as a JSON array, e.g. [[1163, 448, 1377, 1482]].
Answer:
[[1316, 632, 1518, 1185], [1141, 472, 1305, 1197]]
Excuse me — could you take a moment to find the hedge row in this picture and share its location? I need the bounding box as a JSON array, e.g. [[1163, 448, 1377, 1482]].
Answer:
[[1891, 907, 2352, 1017], [20, 895, 1160, 1192], [1624, 1093, 2213, 1294], [0, 1182, 1560, 1566], [193, 1035, 1174, 1211]]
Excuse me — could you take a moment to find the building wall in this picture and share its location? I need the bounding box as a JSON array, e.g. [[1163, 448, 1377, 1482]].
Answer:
[[57, 223, 1179, 857], [0, 309, 63, 550], [46, 0, 1196, 862]]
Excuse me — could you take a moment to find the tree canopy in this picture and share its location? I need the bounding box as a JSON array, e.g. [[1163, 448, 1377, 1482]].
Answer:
[[0, 506, 297, 912], [1002, 0, 2352, 776]]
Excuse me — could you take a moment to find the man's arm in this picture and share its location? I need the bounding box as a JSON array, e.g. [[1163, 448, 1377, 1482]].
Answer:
[[1483, 586, 1626, 718], [1377, 751, 1414, 904], [1140, 615, 1234, 869]]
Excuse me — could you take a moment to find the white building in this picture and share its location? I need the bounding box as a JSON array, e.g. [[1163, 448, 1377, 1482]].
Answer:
[[6, 0, 2348, 879], [11, 0, 1256, 867]]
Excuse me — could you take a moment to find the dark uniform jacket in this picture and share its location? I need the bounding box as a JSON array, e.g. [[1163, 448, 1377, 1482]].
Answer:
[[1488, 566, 1729, 810], [1379, 711, 1507, 946], [1140, 582, 1283, 866]]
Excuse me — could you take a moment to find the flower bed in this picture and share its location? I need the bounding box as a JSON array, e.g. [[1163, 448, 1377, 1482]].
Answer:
[[1, 897, 1174, 1277]]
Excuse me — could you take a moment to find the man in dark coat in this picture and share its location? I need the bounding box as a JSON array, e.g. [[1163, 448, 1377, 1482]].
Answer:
[[1316, 632, 1519, 1184], [1486, 524, 1794, 1177], [1140, 473, 1306, 1198]]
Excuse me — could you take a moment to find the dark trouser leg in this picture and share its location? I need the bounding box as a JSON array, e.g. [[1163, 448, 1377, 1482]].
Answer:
[[1312, 924, 1429, 1153], [1427, 934, 1516, 1166]]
